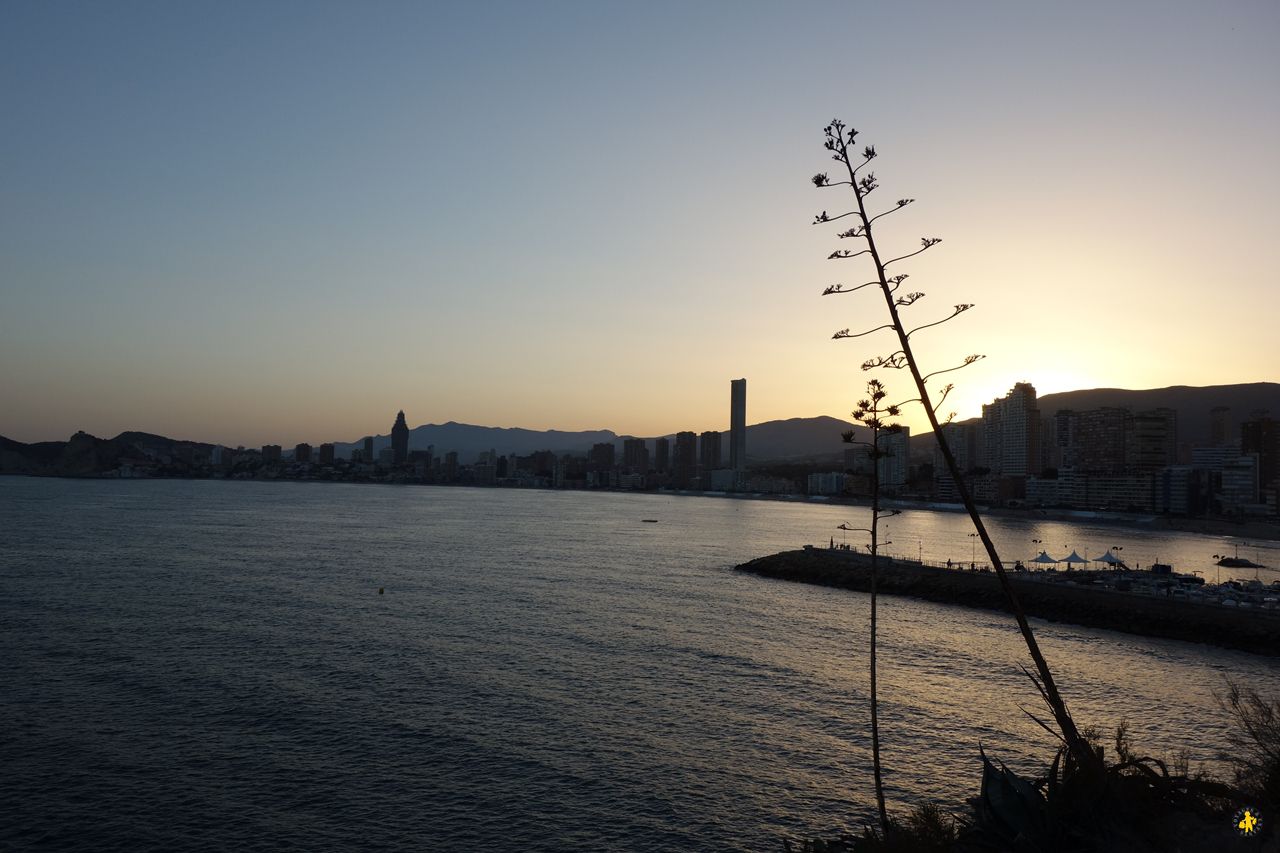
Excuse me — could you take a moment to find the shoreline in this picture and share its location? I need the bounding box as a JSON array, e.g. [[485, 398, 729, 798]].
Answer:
[[5, 471, 1277, 543], [736, 548, 1280, 657]]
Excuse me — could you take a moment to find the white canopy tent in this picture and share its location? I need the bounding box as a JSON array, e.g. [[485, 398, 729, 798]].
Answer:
[[1062, 550, 1091, 568], [1094, 551, 1128, 569]]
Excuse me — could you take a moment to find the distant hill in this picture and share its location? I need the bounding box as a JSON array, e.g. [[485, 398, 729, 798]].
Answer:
[[333, 422, 621, 461], [8, 383, 1270, 474], [0, 417, 866, 473], [335, 416, 868, 464], [0, 431, 216, 476], [911, 382, 1279, 452], [1036, 383, 1278, 446], [740, 416, 868, 462]]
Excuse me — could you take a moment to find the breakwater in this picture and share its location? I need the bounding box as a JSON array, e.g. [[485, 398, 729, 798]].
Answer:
[[736, 548, 1280, 657]]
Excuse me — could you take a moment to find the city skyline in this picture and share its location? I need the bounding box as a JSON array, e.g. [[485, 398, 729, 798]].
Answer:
[[3, 3, 1278, 447], [3, 375, 1277, 452]]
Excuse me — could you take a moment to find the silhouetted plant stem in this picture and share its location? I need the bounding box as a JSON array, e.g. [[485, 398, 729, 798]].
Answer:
[[868, 504, 886, 833], [822, 122, 1099, 774], [845, 380, 901, 833]]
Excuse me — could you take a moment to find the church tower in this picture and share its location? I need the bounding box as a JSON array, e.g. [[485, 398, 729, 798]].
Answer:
[[391, 410, 409, 465]]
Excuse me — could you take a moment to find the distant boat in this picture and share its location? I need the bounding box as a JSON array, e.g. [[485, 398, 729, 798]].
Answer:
[[1216, 556, 1266, 569], [642, 519, 659, 523]]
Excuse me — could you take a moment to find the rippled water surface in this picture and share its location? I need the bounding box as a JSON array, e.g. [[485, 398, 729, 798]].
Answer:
[[3, 477, 1279, 851]]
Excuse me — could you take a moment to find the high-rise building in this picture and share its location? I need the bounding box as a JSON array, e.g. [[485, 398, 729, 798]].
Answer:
[[729, 378, 746, 471], [877, 427, 910, 491], [1210, 406, 1233, 447], [318, 443, 335, 465], [699, 430, 722, 471], [1127, 408, 1177, 470], [294, 443, 312, 464], [1073, 407, 1129, 472], [981, 382, 1039, 481], [932, 421, 976, 501], [589, 442, 616, 471], [261, 444, 282, 463], [363, 436, 375, 462], [622, 438, 649, 472], [653, 437, 670, 473], [1050, 410, 1076, 468], [673, 431, 698, 487], [1241, 415, 1278, 495], [844, 446, 873, 475], [391, 411, 409, 465]]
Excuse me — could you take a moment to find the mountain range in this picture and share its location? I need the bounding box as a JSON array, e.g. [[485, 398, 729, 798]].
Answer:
[[333, 415, 868, 463], [2, 382, 1276, 476], [1036, 383, 1277, 446]]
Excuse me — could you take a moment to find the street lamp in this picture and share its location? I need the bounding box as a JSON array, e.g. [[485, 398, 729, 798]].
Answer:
[[837, 522, 871, 552], [968, 532, 979, 567], [1031, 538, 1043, 572]]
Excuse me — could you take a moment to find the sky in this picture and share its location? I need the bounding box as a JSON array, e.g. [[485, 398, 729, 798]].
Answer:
[[2, 1, 1278, 448]]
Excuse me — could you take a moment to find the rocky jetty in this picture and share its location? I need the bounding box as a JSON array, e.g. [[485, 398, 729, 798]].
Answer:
[[737, 548, 1280, 657]]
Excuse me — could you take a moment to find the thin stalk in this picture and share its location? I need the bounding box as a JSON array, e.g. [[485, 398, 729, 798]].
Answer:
[[832, 132, 1098, 772], [868, 420, 888, 832]]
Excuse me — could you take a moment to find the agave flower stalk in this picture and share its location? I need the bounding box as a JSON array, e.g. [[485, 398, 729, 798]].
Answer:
[[814, 120, 1097, 772]]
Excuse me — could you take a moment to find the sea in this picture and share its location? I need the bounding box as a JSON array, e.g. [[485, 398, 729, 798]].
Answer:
[[3, 476, 1279, 851]]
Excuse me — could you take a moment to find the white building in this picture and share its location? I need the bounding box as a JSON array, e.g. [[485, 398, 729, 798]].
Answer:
[[877, 428, 910, 492]]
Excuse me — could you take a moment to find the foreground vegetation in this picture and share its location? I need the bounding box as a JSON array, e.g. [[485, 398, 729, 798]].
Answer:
[[786, 682, 1278, 852], [803, 118, 1275, 853]]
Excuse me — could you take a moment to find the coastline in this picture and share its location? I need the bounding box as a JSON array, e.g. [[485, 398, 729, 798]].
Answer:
[[736, 548, 1280, 657], [6, 471, 1279, 544]]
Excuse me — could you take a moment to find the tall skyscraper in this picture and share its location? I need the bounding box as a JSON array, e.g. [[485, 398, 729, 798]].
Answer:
[[622, 438, 649, 472], [1073, 407, 1129, 472], [729, 378, 746, 471], [653, 437, 670, 473], [1210, 406, 1233, 447], [699, 430, 721, 471], [673, 431, 698, 487], [1241, 415, 1278, 495], [877, 427, 910, 491], [1128, 408, 1177, 470], [391, 411, 409, 465], [589, 442, 616, 471], [363, 436, 375, 462], [980, 382, 1039, 478]]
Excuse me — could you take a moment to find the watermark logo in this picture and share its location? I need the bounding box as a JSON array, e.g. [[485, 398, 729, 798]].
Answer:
[[1234, 806, 1262, 837]]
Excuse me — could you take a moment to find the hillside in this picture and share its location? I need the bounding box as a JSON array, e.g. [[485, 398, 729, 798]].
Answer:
[[334, 416, 867, 464], [333, 422, 621, 461], [0, 431, 214, 476], [912, 382, 1279, 451], [1037, 382, 1279, 446], [6, 383, 1272, 473]]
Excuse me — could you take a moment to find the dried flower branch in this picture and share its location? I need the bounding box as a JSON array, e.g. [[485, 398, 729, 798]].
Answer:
[[812, 117, 1097, 775]]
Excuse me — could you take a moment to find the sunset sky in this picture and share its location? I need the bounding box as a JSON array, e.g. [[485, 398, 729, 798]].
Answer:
[[3, 1, 1277, 447]]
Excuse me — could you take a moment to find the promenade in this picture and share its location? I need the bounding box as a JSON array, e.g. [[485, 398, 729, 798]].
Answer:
[[737, 547, 1280, 657]]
